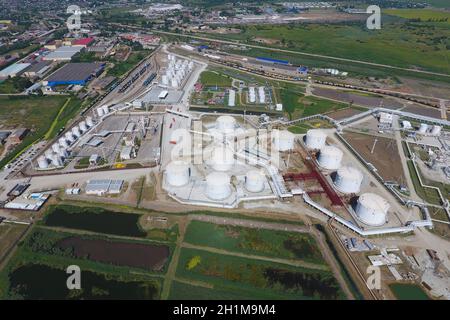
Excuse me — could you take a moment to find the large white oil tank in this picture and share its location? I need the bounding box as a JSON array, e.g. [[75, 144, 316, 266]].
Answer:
[[334, 166, 363, 194], [86, 116, 94, 128], [166, 161, 191, 187], [37, 156, 49, 169], [418, 123, 428, 135], [205, 172, 231, 200], [79, 121, 88, 133], [211, 146, 235, 171], [59, 137, 69, 149], [96, 107, 105, 117], [162, 75, 169, 85], [272, 130, 295, 152], [44, 149, 53, 159], [245, 170, 265, 193], [431, 125, 442, 136], [49, 153, 63, 167], [171, 78, 179, 88], [356, 193, 389, 226], [249, 87, 256, 103], [258, 87, 265, 103], [216, 115, 236, 133], [65, 131, 75, 144], [306, 129, 327, 149], [318, 146, 343, 170], [72, 126, 81, 138]]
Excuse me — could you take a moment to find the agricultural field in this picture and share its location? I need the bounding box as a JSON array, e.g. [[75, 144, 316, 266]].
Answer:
[[184, 221, 326, 265], [0, 95, 82, 169], [175, 248, 345, 300], [384, 9, 450, 25], [0, 223, 28, 261]]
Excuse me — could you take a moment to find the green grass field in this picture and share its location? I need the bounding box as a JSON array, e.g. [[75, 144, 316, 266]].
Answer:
[[176, 248, 345, 300], [384, 9, 450, 25], [184, 221, 326, 265], [0, 95, 82, 168], [199, 70, 233, 87], [107, 50, 151, 77], [204, 22, 450, 75]]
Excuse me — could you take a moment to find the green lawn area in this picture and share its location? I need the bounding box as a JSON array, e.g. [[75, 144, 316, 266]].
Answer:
[[184, 221, 326, 265], [199, 70, 233, 87], [0, 95, 82, 168], [176, 248, 345, 300]]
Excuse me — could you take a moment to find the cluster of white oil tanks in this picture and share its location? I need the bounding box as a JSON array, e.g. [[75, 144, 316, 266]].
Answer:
[[333, 166, 364, 194], [166, 161, 191, 187], [305, 129, 327, 149], [318, 145, 343, 170], [249, 87, 256, 103], [245, 170, 265, 193], [37, 116, 94, 169], [272, 130, 295, 152], [211, 146, 235, 171], [96, 105, 110, 118], [417, 123, 442, 136], [355, 193, 389, 226], [205, 171, 232, 200], [161, 54, 193, 89], [215, 115, 236, 134], [258, 87, 265, 104]]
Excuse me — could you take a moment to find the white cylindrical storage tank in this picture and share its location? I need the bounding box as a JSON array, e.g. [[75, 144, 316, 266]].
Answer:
[[205, 172, 231, 201], [171, 79, 179, 88], [305, 129, 327, 149], [59, 137, 69, 149], [79, 121, 87, 133], [65, 131, 75, 144], [318, 146, 343, 170], [356, 193, 389, 226], [57, 147, 68, 159], [211, 146, 235, 171], [102, 105, 109, 115], [431, 125, 442, 136], [72, 126, 81, 138], [50, 153, 63, 167], [162, 75, 169, 85], [334, 166, 363, 194], [245, 170, 265, 193], [51, 143, 60, 153], [96, 107, 105, 117], [166, 161, 191, 187], [44, 149, 53, 159], [215, 115, 236, 133], [418, 123, 428, 134], [37, 156, 49, 169], [272, 130, 295, 152], [86, 116, 94, 128]]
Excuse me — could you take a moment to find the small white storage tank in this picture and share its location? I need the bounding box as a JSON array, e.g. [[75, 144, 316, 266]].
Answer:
[[258, 87, 265, 103], [356, 193, 389, 226], [306, 129, 327, 149], [72, 126, 81, 138], [205, 172, 231, 201], [216, 115, 236, 133], [49, 153, 63, 167], [166, 161, 191, 187], [65, 131, 75, 144], [431, 125, 442, 136], [44, 149, 53, 159], [37, 156, 49, 169], [96, 107, 105, 117], [171, 78, 179, 88], [79, 121, 88, 133], [245, 170, 265, 193], [318, 146, 343, 170], [272, 130, 295, 152], [211, 146, 235, 171], [418, 123, 428, 134], [86, 116, 94, 127], [51, 143, 60, 153], [334, 166, 363, 194], [101, 105, 109, 115], [162, 75, 169, 85], [59, 137, 69, 149]]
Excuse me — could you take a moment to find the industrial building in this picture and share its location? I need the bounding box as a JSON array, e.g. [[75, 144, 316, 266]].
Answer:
[[0, 63, 31, 78], [43, 46, 82, 61], [23, 60, 53, 78], [45, 62, 105, 87], [85, 179, 124, 196]]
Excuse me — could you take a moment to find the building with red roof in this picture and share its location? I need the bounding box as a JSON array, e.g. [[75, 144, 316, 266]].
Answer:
[[72, 37, 94, 48]]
